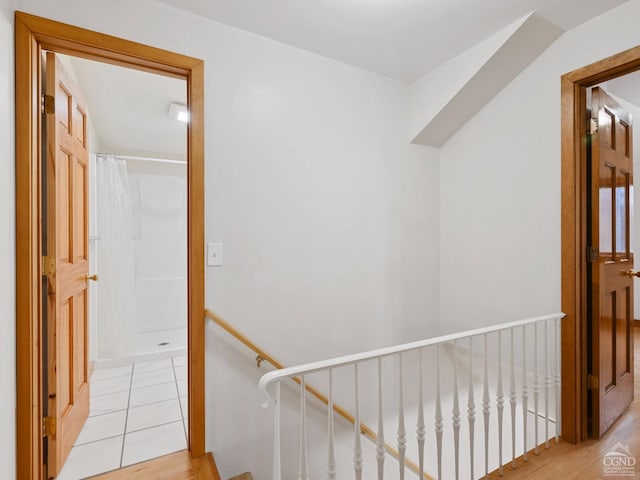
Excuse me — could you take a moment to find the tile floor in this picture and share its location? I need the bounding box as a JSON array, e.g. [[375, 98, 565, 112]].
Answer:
[[57, 354, 188, 480]]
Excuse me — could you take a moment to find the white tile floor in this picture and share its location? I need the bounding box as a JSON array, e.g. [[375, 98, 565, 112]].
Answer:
[[56, 354, 188, 480]]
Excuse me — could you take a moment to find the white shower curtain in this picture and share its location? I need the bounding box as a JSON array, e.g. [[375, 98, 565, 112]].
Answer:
[[96, 154, 137, 359]]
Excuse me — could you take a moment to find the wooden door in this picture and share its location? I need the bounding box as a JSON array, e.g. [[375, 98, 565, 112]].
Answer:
[[44, 52, 91, 477], [590, 87, 635, 438]]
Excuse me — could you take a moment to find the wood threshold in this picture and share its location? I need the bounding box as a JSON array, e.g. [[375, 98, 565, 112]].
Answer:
[[15, 11, 206, 479], [87, 451, 221, 480], [560, 43, 640, 444]]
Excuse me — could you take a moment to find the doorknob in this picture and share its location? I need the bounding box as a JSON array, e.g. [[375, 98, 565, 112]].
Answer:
[[85, 274, 99, 282], [623, 269, 640, 278]]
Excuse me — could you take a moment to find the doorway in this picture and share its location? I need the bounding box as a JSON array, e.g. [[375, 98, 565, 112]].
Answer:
[[46, 53, 190, 479], [561, 44, 640, 444], [15, 12, 205, 480]]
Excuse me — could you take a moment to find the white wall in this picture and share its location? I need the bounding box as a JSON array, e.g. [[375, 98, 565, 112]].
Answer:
[[0, 0, 15, 478], [439, 0, 640, 333], [8, 0, 440, 477]]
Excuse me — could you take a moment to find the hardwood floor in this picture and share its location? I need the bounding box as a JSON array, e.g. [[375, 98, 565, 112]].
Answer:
[[87, 451, 221, 480], [490, 326, 640, 479]]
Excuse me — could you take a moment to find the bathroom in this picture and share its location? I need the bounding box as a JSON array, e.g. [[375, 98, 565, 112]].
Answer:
[[53, 53, 190, 479]]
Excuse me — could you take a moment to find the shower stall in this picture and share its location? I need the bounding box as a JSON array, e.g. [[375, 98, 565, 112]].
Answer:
[[91, 153, 187, 361]]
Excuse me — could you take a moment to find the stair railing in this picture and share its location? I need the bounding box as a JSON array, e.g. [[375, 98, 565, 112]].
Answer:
[[258, 312, 565, 479], [205, 309, 430, 478]]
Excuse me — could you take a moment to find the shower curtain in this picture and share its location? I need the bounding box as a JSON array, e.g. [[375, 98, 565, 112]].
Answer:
[[96, 154, 137, 359]]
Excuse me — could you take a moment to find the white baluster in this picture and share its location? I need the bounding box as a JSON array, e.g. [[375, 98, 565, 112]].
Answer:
[[544, 319, 550, 449], [555, 317, 561, 443], [328, 370, 336, 480], [376, 358, 385, 480], [435, 345, 444, 480], [453, 340, 461, 480], [522, 325, 529, 462], [533, 322, 540, 455], [299, 376, 310, 480], [273, 382, 282, 480], [496, 331, 505, 476], [482, 334, 491, 479], [398, 354, 407, 480], [509, 328, 517, 468], [417, 349, 426, 479], [468, 337, 476, 480], [354, 364, 363, 480]]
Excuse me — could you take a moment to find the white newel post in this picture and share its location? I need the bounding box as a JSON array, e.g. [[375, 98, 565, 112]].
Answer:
[[482, 334, 491, 479], [533, 322, 540, 455], [555, 317, 561, 443], [521, 325, 529, 462], [417, 349, 426, 479], [328, 370, 336, 480], [496, 330, 504, 476], [467, 337, 476, 480], [299, 376, 310, 480], [509, 328, 517, 468], [452, 341, 461, 480], [353, 364, 363, 480], [544, 319, 550, 449], [397, 354, 407, 480], [435, 345, 444, 480], [376, 358, 385, 480], [273, 382, 282, 480]]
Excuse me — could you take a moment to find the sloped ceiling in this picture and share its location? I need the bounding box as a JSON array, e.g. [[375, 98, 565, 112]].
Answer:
[[59, 0, 633, 154], [409, 12, 563, 146], [155, 0, 630, 83]]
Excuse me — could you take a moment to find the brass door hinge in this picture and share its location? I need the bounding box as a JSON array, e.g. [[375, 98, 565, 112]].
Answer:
[[42, 256, 55, 276], [587, 246, 598, 263], [41, 94, 55, 115], [587, 374, 599, 391], [589, 117, 599, 135], [43, 416, 56, 437]]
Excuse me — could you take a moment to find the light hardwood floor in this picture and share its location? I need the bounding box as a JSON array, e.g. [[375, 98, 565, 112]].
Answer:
[[489, 326, 640, 479], [88, 451, 220, 480]]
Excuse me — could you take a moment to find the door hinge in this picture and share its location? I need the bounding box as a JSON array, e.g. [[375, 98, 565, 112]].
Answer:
[[42, 416, 56, 437], [587, 374, 599, 391], [587, 246, 598, 263], [41, 94, 55, 115], [589, 117, 599, 135], [42, 255, 56, 276]]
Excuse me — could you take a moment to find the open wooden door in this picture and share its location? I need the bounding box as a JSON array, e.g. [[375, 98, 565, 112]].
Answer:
[[44, 51, 91, 477], [589, 86, 635, 438]]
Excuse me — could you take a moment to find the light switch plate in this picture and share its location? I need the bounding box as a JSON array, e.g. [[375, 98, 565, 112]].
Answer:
[[207, 242, 223, 266]]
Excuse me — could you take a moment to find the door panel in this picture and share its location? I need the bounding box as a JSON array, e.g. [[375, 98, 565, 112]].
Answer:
[[590, 87, 635, 438], [45, 52, 91, 477]]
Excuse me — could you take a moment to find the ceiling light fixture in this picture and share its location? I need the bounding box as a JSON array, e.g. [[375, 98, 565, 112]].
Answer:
[[168, 102, 189, 123]]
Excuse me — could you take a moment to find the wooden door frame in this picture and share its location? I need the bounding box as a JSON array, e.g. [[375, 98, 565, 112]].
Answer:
[[561, 44, 640, 444], [15, 12, 205, 479]]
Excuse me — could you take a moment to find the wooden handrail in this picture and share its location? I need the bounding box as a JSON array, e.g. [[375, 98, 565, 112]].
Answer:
[[205, 308, 432, 479]]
